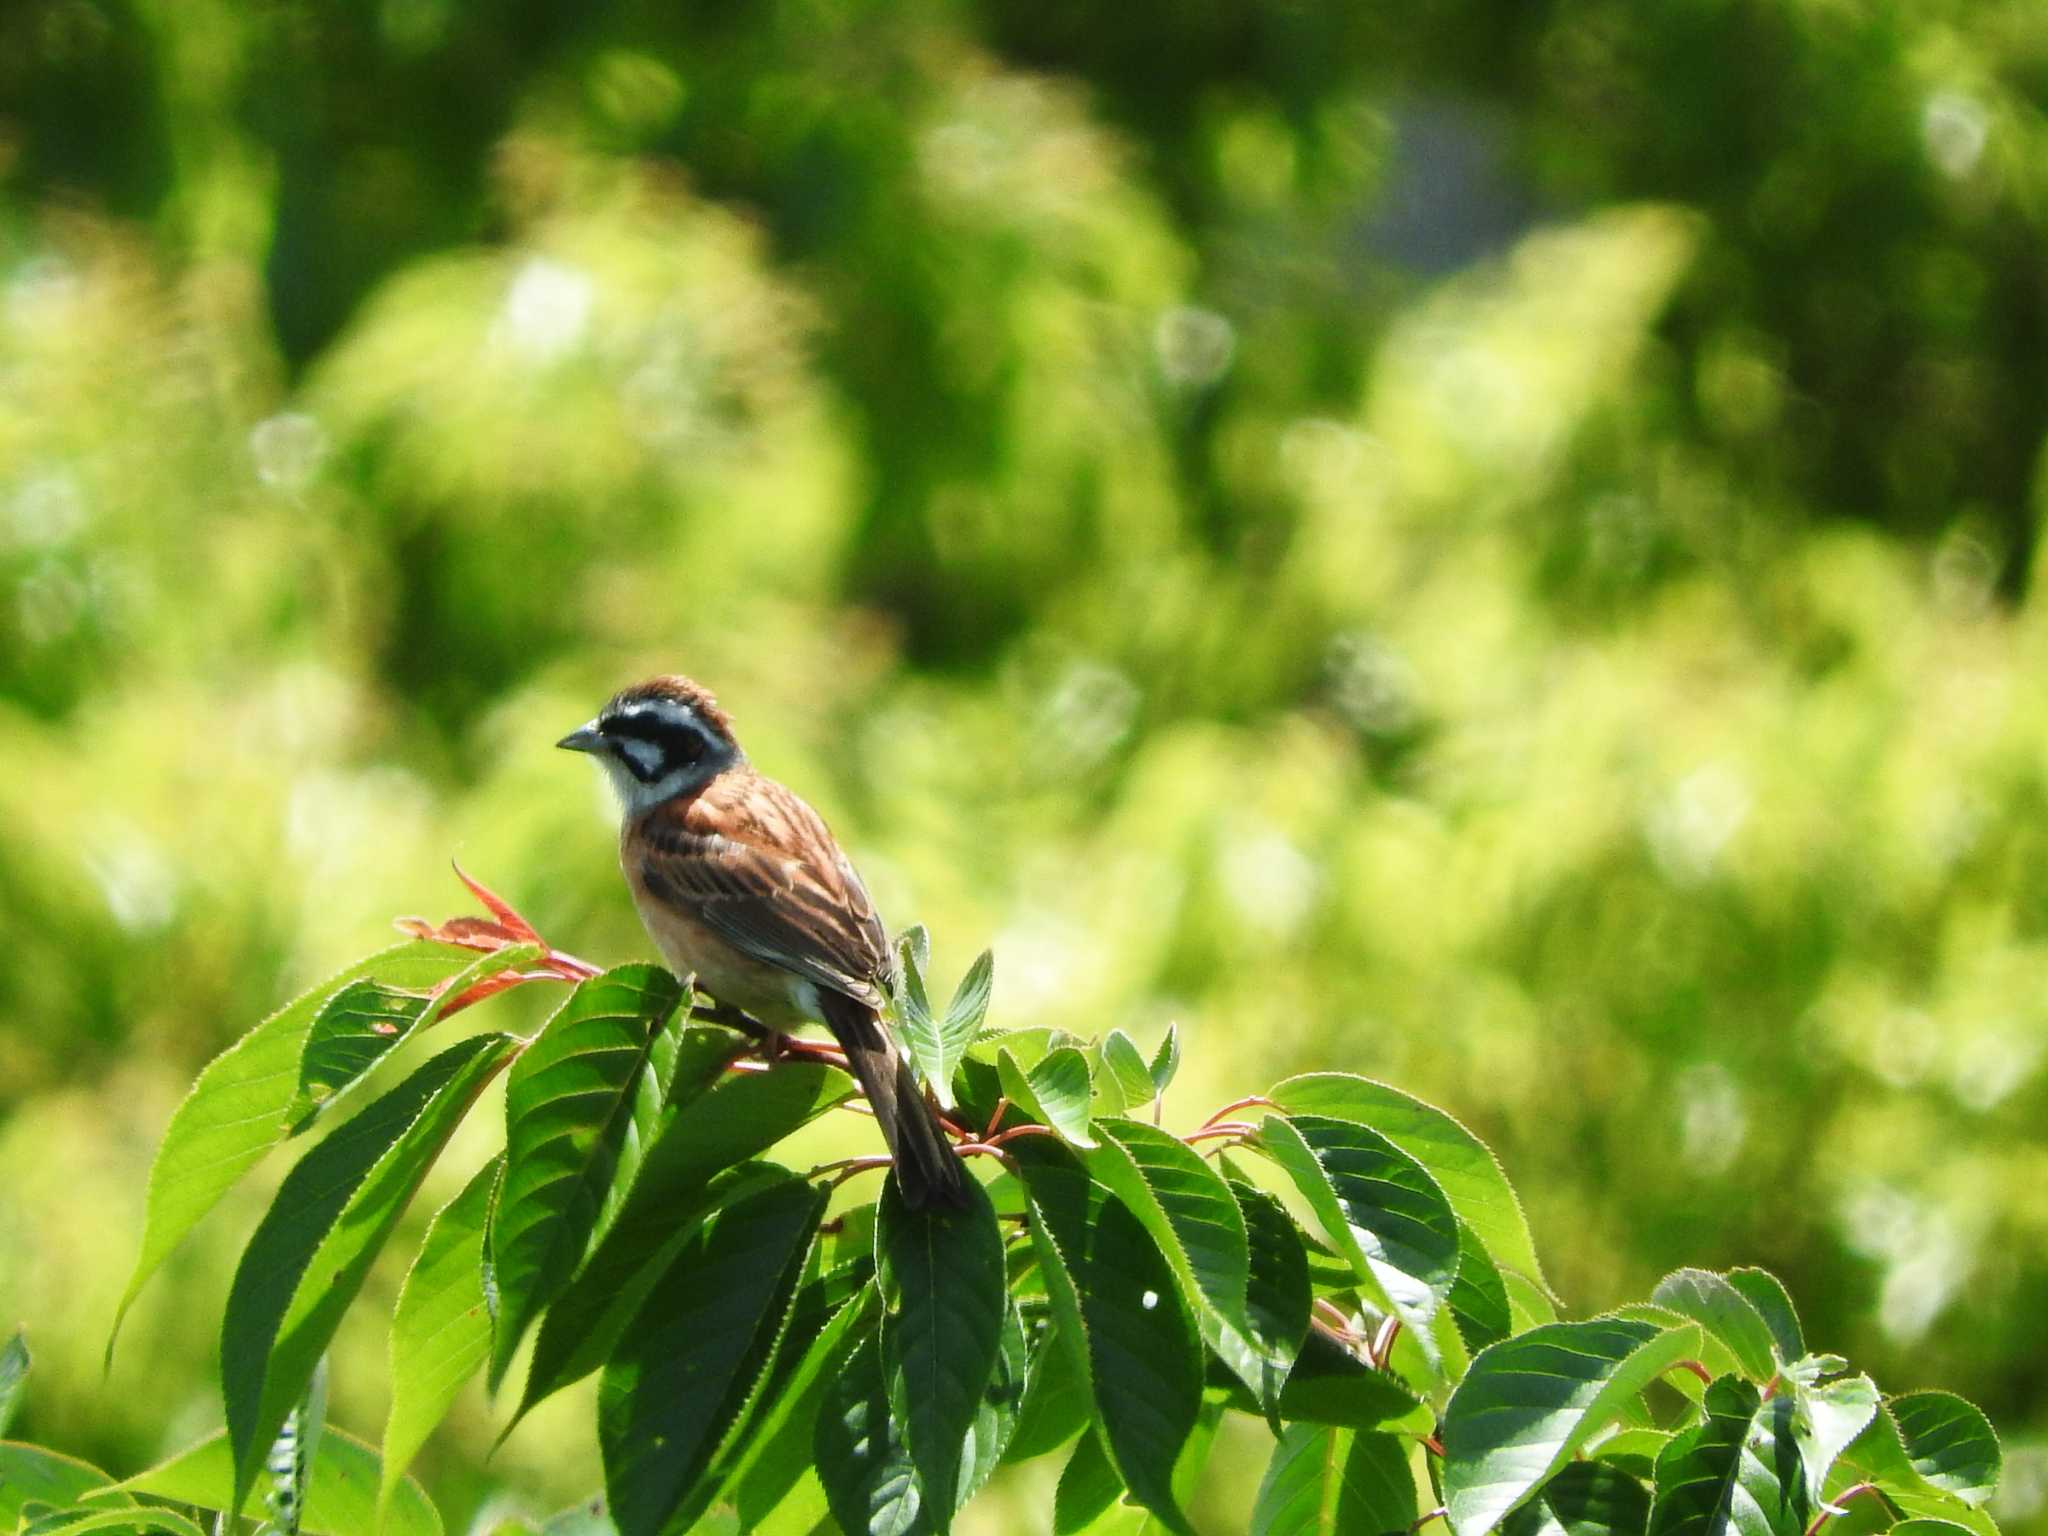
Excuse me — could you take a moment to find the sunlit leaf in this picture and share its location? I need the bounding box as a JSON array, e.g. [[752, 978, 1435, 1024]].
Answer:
[[1646, 1376, 1807, 1536], [1013, 1137, 1200, 1534], [1250, 1425, 1417, 1536], [1891, 1393, 2001, 1507], [108, 1422, 441, 1536], [19, 1506, 209, 1534], [1272, 1074, 1545, 1291], [1449, 1219, 1512, 1354], [878, 1172, 1007, 1526], [1831, 1405, 1999, 1536], [1723, 1270, 1802, 1365], [0, 1444, 129, 1529], [999, 1046, 1097, 1147], [0, 1328, 28, 1436], [1442, 1316, 1704, 1536], [597, 1177, 825, 1536], [110, 939, 478, 1359], [1148, 1026, 1180, 1097], [382, 1154, 502, 1512], [489, 965, 685, 1386], [939, 951, 995, 1076], [222, 1032, 512, 1515], [1098, 1032, 1157, 1115], [1787, 1373, 1878, 1507], [1650, 1271, 1777, 1383]]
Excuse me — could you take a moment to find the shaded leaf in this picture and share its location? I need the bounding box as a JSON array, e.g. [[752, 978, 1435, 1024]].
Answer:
[[957, 1303, 1033, 1508], [1891, 1393, 2001, 1507], [1255, 1114, 1459, 1360], [816, 1332, 931, 1536], [1501, 1460, 1651, 1536], [108, 1423, 441, 1536], [1056, 1432, 1124, 1536], [110, 939, 477, 1358], [1832, 1407, 1998, 1536], [382, 1154, 502, 1512], [1646, 1376, 1808, 1536], [1449, 1220, 1512, 1354], [1004, 1305, 1092, 1464], [1650, 1271, 1778, 1383], [1013, 1138, 1201, 1534], [223, 1032, 512, 1515], [513, 1059, 851, 1421], [598, 1177, 825, 1536], [1250, 1425, 1418, 1536], [1229, 1178, 1314, 1420], [1272, 1074, 1545, 1291], [878, 1170, 1007, 1526], [1210, 1328, 1428, 1432], [1442, 1316, 1704, 1536], [0, 1329, 27, 1436], [489, 965, 685, 1387]]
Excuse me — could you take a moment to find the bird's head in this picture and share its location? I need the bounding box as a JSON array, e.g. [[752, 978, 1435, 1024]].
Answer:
[[558, 674, 743, 812]]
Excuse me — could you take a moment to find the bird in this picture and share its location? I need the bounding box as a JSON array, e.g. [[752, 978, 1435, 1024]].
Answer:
[[558, 674, 968, 1209]]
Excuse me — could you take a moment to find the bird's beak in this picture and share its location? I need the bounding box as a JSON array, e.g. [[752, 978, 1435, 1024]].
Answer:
[[556, 723, 607, 754]]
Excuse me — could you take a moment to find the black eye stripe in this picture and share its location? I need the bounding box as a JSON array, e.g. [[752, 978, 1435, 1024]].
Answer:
[[602, 712, 710, 781]]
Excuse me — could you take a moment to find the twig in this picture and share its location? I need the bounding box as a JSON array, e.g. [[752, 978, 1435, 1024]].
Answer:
[[1185, 1121, 1257, 1143], [1202, 1095, 1277, 1127], [809, 1153, 895, 1190], [1411, 1508, 1448, 1534]]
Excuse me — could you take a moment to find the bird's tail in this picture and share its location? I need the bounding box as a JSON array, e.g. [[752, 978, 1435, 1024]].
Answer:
[[819, 992, 969, 1210]]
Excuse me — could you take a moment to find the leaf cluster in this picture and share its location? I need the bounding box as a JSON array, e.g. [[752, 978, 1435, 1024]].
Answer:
[[0, 881, 2008, 1536]]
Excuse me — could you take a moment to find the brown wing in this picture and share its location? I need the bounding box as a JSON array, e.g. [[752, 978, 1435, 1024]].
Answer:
[[634, 769, 891, 1008]]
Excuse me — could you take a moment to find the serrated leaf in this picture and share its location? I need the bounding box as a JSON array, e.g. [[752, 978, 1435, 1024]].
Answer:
[[719, 1278, 880, 1531], [1594, 1428, 1674, 1481], [19, 1506, 209, 1534], [488, 965, 685, 1386], [512, 1060, 851, 1422], [1255, 1114, 1459, 1362], [382, 1154, 502, 1512], [1501, 1460, 1651, 1536], [1228, 1179, 1314, 1420], [600, 1011, 734, 1240], [894, 938, 949, 1110], [106, 1423, 441, 1536], [223, 1031, 511, 1515], [1210, 1328, 1428, 1432], [1891, 1393, 2000, 1507], [1004, 1306, 1092, 1465], [957, 1302, 1032, 1510], [1830, 1406, 1996, 1536], [598, 1177, 825, 1536], [1013, 1138, 1201, 1534], [109, 939, 478, 1358], [1647, 1376, 1808, 1536], [1723, 1270, 1802, 1365], [1443, 1316, 1705, 1536], [1099, 1031, 1156, 1115], [878, 1172, 1006, 1527], [1650, 1271, 1778, 1383], [999, 1046, 1097, 1147], [1086, 1118, 1283, 1418], [1450, 1220, 1512, 1354], [1149, 1026, 1180, 1096], [942, 951, 994, 1058], [291, 944, 543, 1127], [816, 1332, 932, 1536], [1251, 1425, 1418, 1536], [0, 1445, 128, 1529], [1272, 1074, 1545, 1291], [1056, 1431, 1125, 1536], [0, 1328, 28, 1435], [1788, 1373, 1878, 1508]]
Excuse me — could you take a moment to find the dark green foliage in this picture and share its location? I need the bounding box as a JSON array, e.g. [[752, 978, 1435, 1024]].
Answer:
[[11, 903, 2014, 1534]]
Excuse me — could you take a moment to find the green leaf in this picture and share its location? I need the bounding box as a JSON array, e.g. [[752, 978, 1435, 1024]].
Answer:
[[1250, 1425, 1418, 1536], [0, 1444, 128, 1529], [1099, 1031, 1156, 1114], [816, 1331, 931, 1536], [1449, 1220, 1512, 1354], [1230, 1181, 1314, 1409], [107, 1423, 442, 1536], [1787, 1373, 1878, 1507], [599, 1011, 734, 1240], [1891, 1393, 2001, 1507], [291, 944, 543, 1127], [1254, 1114, 1459, 1359], [1443, 1316, 1705, 1536], [878, 1172, 1006, 1526], [1723, 1270, 1802, 1365], [1086, 1118, 1284, 1417], [1647, 1376, 1808, 1536], [1831, 1406, 1998, 1536], [894, 933, 949, 1110], [718, 1278, 881, 1529], [0, 1329, 28, 1436], [1211, 1328, 1428, 1431], [513, 1059, 851, 1420], [19, 1506, 209, 1535], [261, 1357, 326, 1536], [1501, 1461, 1651, 1536], [1594, 1428, 1674, 1481], [1013, 1137, 1201, 1534], [1887, 1523, 1986, 1536], [956, 1301, 1034, 1512], [222, 1031, 512, 1515], [1004, 1305, 1093, 1464], [598, 1177, 825, 1536], [1000, 1046, 1098, 1147], [1149, 1025, 1180, 1097], [109, 938, 478, 1358], [940, 950, 995, 1065], [1056, 1431, 1125, 1536], [382, 1153, 502, 1512], [1650, 1271, 1778, 1383], [1271, 1073, 1545, 1290], [489, 965, 685, 1386]]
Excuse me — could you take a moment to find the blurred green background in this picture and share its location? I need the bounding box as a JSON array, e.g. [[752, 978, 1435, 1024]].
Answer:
[[4, 0, 2048, 1530]]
